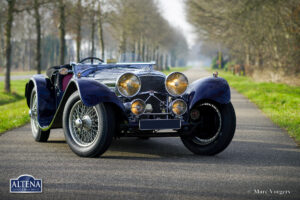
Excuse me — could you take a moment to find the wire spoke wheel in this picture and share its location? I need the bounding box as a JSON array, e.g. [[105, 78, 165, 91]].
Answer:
[[69, 101, 100, 147], [63, 91, 115, 157], [29, 88, 50, 142], [181, 102, 236, 155], [191, 103, 222, 145], [30, 93, 39, 136]]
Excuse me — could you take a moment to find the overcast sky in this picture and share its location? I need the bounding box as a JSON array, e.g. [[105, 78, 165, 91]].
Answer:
[[157, 0, 196, 48]]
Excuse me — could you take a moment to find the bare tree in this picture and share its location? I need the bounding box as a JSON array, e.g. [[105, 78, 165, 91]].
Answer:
[[75, 0, 82, 62], [98, 1, 105, 59], [33, 0, 42, 74], [4, 0, 16, 93], [58, 0, 66, 64], [186, 0, 300, 76]]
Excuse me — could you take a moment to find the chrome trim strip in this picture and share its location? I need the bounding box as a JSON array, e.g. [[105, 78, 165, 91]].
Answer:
[[140, 113, 171, 115]]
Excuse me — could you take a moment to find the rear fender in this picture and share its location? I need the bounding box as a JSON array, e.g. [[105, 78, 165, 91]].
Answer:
[[26, 77, 125, 130], [187, 77, 231, 109], [25, 75, 56, 127]]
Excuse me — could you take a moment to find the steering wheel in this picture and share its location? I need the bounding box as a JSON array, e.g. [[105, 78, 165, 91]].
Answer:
[[79, 57, 104, 64]]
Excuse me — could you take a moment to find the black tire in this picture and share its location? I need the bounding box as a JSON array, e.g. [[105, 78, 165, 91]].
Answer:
[[63, 91, 115, 157], [181, 101, 236, 155], [30, 88, 50, 142]]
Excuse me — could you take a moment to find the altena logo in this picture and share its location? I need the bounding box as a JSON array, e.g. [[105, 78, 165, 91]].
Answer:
[[10, 174, 42, 193]]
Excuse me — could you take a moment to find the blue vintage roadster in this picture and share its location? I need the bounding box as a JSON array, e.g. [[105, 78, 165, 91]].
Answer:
[[25, 57, 236, 157]]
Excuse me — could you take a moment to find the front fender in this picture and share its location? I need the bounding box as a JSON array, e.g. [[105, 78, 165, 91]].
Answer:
[[75, 78, 124, 111], [49, 79, 125, 130], [187, 77, 231, 109]]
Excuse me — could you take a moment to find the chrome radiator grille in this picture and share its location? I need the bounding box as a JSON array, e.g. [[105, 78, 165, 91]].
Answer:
[[139, 76, 166, 93], [136, 75, 167, 114]]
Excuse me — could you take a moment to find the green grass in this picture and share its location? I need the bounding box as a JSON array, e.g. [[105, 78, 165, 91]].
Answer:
[[0, 99, 29, 133], [162, 66, 191, 75], [217, 69, 300, 143], [0, 80, 27, 105], [0, 80, 29, 134]]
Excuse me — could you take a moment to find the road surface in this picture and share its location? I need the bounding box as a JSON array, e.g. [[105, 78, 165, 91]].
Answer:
[[0, 75, 33, 81], [0, 67, 299, 200]]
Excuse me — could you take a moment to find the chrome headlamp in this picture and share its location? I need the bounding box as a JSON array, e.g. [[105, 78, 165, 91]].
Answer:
[[131, 99, 146, 115], [116, 73, 141, 97], [165, 72, 188, 96], [171, 99, 187, 116]]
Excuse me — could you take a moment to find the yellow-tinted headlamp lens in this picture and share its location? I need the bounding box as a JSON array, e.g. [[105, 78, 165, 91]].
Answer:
[[117, 73, 141, 97], [171, 99, 187, 116], [166, 72, 188, 96], [131, 99, 146, 115]]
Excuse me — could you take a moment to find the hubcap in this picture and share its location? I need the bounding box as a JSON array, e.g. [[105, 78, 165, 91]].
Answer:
[[69, 101, 100, 147], [75, 118, 83, 128], [82, 115, 92, 130], [74, 116, 92, 130]]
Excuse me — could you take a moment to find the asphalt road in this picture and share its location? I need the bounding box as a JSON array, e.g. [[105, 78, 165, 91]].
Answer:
[[0, 75, 33, 81], [0, 67, 299, 200]]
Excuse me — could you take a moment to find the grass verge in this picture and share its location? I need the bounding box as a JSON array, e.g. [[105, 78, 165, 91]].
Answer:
[[0, 100, 29, 133], [0, 80, 27, 105], [0, 80, 29, 134], [216, 69, 300, 143]]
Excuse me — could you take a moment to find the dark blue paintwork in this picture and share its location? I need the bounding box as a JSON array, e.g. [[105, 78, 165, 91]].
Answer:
[[187, 77, 231, 109], [25, 62, 231, 130], [25, 74, 125, 129], [75, 78, 124, 109], [26, 75, 56, 127]]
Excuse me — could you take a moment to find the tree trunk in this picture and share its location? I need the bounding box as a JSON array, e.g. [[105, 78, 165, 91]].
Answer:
[[244, 45, 250, 76], [4, 0, 16, 93], [152, 45, 155, 61], [76, 0, 81, 62], [155, 46, 159, 67], [0, 15, 4, 68], [98, 3, 104, 60], [29, 40, 31, 70], [59, 0, 66, 65], [118, 31, 126, 61], [137, 37, 141, 61], [146, 44, 150, 61], [159, 53, 163, 71], [218, 51, 222, 69], [34, 0, 41, 74], [165, 53, 169, 68], [90, 14, 95, 57], [141, 37, 145, 61], [131, 42, 135, 61]]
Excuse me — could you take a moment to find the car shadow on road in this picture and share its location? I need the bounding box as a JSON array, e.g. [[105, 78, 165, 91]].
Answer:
[[47, 140, 66, 143], [45, 131, 300, 168], [99, 137, 300, 168]]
